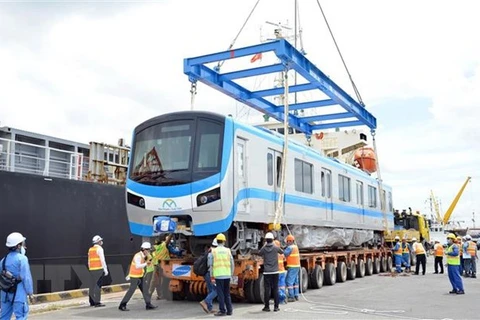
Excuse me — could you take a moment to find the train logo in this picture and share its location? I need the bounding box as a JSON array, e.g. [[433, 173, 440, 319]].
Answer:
[[161, 198, 181, 211], [172, 264, 191, 277]]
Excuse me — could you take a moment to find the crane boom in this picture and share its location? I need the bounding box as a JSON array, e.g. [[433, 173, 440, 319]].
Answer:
[[430, 190, 443, 222], [442, 177, 472, 225]]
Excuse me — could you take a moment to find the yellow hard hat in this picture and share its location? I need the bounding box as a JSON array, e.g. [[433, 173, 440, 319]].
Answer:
[[216, 233, 226, 241], [446, 233, 456, 239]]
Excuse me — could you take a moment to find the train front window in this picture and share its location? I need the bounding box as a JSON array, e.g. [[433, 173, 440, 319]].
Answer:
[[130, 120, 193, 184]]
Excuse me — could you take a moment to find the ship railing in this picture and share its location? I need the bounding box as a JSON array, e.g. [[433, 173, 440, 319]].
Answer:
[[0, 137, 84, 180]]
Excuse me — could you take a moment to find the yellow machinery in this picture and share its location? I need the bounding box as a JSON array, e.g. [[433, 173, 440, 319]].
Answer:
[[442, 176, 472, 226], [385, 209, 430, 244]]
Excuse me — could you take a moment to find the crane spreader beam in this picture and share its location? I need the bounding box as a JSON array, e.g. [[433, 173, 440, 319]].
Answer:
[[184, 39, 377, 135]]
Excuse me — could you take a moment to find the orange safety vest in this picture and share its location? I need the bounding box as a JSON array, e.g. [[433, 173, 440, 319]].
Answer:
[[434, 243, 444, 257], [413, 243, 426, 255], [88, 246, 103, 271], [394, 243, 403, 256], [128, 252, 145, 278], [467, 241, 476, 256], [278, 253, 286, 273], [402, 243, 410, 254], [286, 245, 300, 268]]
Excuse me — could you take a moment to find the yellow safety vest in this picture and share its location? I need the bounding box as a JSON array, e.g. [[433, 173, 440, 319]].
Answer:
[[467, 241, 476, 256], [402, 243, 410, 254], [446, 244, 460, 266], [212, 246, 232, 278], [153, 242, 170, 264], [413, 243, 426, 255], [146, 252, 154, 273], [129, 252, 145, 278], [88, 246, 103, 271], [394, 243, 403, 256]]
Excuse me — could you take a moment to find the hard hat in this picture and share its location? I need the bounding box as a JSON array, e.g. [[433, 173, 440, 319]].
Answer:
[[446, 233, 456, 239], [141, 242, 152, 250], [274, 240, 281, 247], [211, 238, 218, 247], [92, 235, 103, 244], [216, 233, 226, 242], [6, 232, 26, 247], [466, 235, 472, 240], [394, 236, 400, 240], [265, 232, 274, 240], [286, 234, 295, 242], [412, 237, 417, 242], [456, 236, 462, 240]]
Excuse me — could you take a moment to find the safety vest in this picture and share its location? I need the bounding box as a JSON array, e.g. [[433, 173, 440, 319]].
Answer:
[[467, 241, 476, 256], [434, 243, 444, 257], [402, 243, 410, 254], [413, 242, 426, 255], [146, 252, 154, 273], [153, 242, 170, 264], [394, 243, 403, 256], [212, 246, 232, 278], [446, 244, 460, 266], [278, 253, 286, 273], [88, 246, 103, 271], [128, 252, 145, 278], [458, 241, 463, 255], [286, 245, 300, 268]]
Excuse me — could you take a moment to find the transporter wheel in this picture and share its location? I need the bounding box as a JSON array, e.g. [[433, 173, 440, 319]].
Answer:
[[373, 257, 380, 274], [336, 261, 347, 283], [309, 265, 323, 289], [347, 261, 357, 280], [356, 259, 366, 278], [387, 256, 393, 271], [380, 257, 387, 272], [365, 258, 373, 276], [244, 280, 256, 303], [253, 273, 265, 304], [300, 267, 309, 293], [324, 263, 337, 285]]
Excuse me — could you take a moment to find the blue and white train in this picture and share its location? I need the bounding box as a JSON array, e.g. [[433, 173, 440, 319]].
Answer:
[[126, 111, 394, 254]]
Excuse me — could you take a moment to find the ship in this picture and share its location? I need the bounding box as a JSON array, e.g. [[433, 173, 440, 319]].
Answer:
[[0, 125, 141, 294]]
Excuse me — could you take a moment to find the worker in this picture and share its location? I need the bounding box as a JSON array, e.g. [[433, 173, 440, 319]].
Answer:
[[462, 235, 472, 278], [199, 238, 218, 314], [433, 240, 444, 274], [88, 235, 108, 307], [446, 233, 464, 294], [143, 246, 155, 301], [0, 232, 33, 320], [118, 242, 158, 311], [149, 234, 183, 300], [274, 240, 287, 305], [457, 236, 464, 276], [284, 234, 300, 302], [208, 233, 234, 316], [401, 238, 412, 272], [464, 235, 477, 278], [411, 238, 426, 275], [392, 236, 403, 273], [258, 232, 283, 312]]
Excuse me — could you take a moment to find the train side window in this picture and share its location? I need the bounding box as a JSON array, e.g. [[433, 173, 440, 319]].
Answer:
[[381, 190, 386, 211], [356, 180, 364, 205], [267, 153, 273, 186], [338, 174, 351, 202], [368, 185, 377, 208], [276, 156, 282, 187], [321, 171, 325, 197], [388, 191, 393, 211], [326, 170, 332, 198], [294, 159, 313, 194]]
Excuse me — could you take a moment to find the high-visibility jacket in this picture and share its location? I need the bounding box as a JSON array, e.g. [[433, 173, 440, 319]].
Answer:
[[446, 244, 460, 266], [402, 243, 410, 254], [413, 242, 426, 255], [278, 253, 286, 273], [146, 252, 154, 273], [434, 243, 444, 257], [286, 245, 300, 268], [88, 246, 102, 271], [458, 241, 463, 255], [212, 246, 232, 278], [393, 242, 403, 256], [467, 241, 477, 256], [153, 242, 170, 265], [128, 252, 145, 278]]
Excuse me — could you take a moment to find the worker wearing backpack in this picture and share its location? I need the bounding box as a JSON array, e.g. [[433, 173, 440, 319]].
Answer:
[[0, 232, 33, 320], [198, 239, 218, 314]]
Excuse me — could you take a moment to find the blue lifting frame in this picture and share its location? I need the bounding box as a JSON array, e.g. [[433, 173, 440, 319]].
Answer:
[[184, 39, 376, 136]]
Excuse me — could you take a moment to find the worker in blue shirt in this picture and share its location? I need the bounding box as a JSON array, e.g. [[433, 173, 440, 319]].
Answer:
[[401, 238, 412, 272], [392, 236, 403, 273], [0, 232, 34, 320], [446, 233, 464, 294]]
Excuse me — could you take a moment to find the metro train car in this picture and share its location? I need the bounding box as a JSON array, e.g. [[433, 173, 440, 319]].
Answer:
[[125, 111, 394, 254]]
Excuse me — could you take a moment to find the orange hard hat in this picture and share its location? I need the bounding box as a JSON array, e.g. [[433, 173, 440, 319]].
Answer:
[[286, 234, 295, 242]]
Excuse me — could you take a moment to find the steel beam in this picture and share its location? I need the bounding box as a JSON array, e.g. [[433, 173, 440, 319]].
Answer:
[[311, 120, 365, 131], [300, 112, 354, 123]]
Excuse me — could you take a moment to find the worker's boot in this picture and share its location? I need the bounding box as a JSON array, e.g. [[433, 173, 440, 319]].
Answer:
[[118, 303, 129, 311], [146, 303, 158, 310]]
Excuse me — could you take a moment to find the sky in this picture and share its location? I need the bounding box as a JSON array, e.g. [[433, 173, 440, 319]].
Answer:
[[0, 0, 479, 226]]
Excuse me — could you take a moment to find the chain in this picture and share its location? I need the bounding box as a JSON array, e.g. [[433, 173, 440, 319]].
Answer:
[[190, 81, 197, 111]]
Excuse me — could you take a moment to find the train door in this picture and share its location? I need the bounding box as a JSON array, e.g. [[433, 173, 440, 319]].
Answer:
[[267, 149, 283, 216], [356, 180, 365, 223], [321, 168, 333, 220], [235, 138, 248, 213]]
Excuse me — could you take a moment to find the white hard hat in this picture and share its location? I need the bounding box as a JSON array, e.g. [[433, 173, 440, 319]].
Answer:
[[92, 235, 103, 244], [141, 242, 152, 250], [6, 232, 26, 247], [265, 232, 274, 240], [466, 235, 472, 240], [211, 239, 218, 247], [412, 237, 417, 241], [394, 236, 400, 240]]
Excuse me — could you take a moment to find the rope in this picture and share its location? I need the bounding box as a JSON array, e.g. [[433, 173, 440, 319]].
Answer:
[[315, 0, 364, 106], [214, 0, 261, 72]]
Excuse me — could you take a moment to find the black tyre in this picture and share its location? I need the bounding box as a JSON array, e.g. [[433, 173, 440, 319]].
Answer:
[[347, 261, 357, 280], [309, 265, 323, 289], [365, 258, 373, 276], [324, 262, 337, 285], [300, 267, 309, 293], [253, 273, 264, 304], [373, 257, 380, 274], [336, 261, 347, 283], [356, 259, 366, 278]]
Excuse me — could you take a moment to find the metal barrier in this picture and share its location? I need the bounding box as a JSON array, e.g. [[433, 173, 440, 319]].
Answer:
[[0, 137, 84, 180]]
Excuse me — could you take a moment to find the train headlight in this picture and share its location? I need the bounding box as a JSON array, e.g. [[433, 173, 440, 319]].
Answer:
[[196, 187, 221, 207], [127, 192, 146, 209]]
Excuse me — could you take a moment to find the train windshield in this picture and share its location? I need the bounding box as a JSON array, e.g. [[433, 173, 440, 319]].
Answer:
[[129, 118, 223, 186]]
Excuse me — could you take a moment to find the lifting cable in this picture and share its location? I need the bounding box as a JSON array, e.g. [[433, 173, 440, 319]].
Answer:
[[316, 0, 365, 106], [371, 130, 388, 232]]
